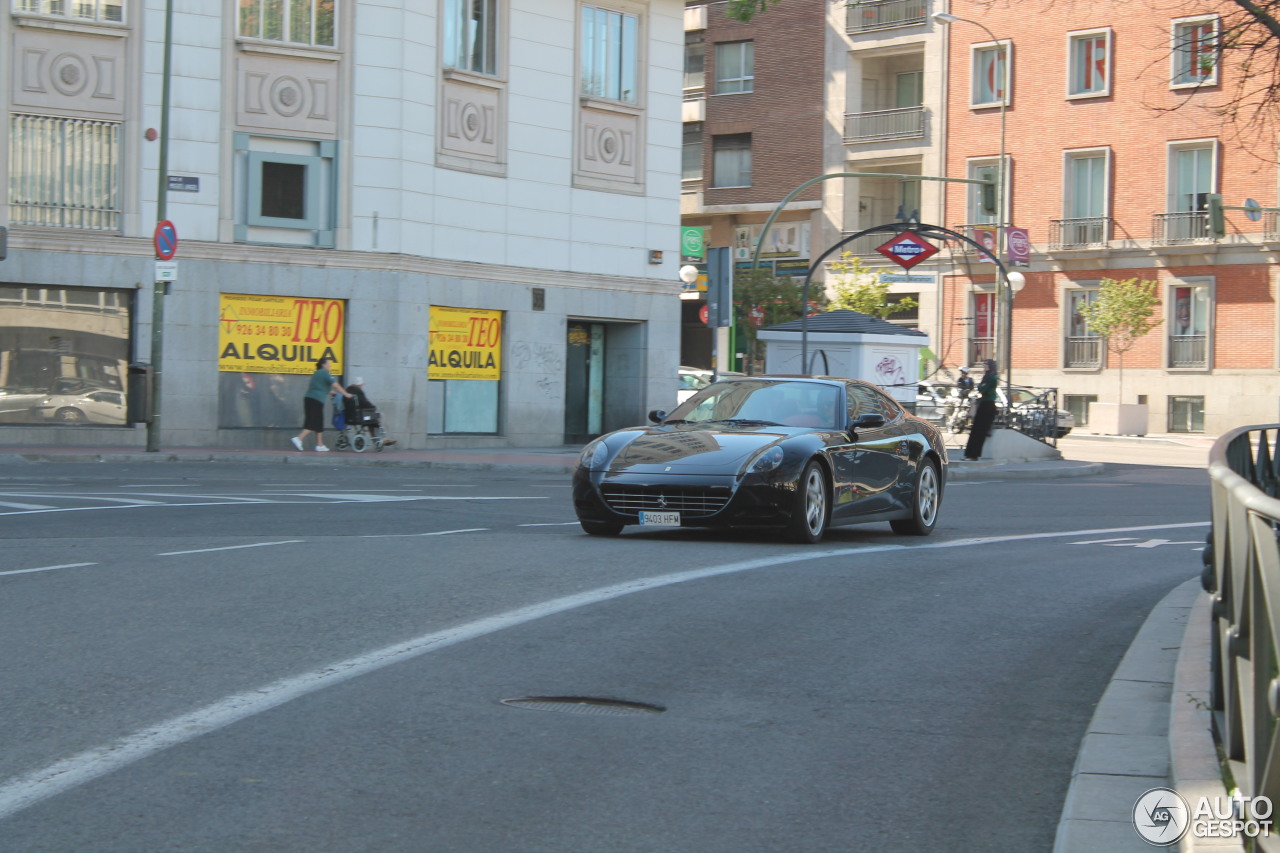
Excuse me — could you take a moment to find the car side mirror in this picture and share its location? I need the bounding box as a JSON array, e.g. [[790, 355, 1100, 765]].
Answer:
[[849, 413, 886, 432], [649, 409, 668, 423]]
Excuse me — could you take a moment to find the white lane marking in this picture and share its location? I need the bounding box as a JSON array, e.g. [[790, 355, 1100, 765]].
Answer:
[[360, 528, 488, 538], [0, 518, 1209, 823], [109, 493, 275, 503], [0, 499, 55, 510], [0, 495, 541, 517], [264, 494, 534, 502], [520, 522, 582, 527], [0, 493, 166, 506], [0, 563, 95, 578], [1111, 538, 1205, 549], [157, 541, 304, 557], [1071, 538, 1138, 545]]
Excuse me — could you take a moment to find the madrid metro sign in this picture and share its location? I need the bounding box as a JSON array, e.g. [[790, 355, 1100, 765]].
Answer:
[[876, 231, 938, 270]]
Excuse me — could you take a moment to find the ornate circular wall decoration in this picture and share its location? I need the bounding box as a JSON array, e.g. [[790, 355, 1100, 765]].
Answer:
[[459, 102, 483, 141], [269, 76, 305, 117], [594, 127, 621, 164], [50, 53, 90, 97]]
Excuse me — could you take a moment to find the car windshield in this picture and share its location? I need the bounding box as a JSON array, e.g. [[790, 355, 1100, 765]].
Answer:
[[667, 379, 844, 429]]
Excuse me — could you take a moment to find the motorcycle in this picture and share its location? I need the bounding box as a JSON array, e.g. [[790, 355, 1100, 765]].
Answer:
[[944, 387, 975, 434]]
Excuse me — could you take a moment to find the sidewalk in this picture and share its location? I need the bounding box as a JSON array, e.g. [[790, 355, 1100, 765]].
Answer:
[[0, 440, 1105, 481]]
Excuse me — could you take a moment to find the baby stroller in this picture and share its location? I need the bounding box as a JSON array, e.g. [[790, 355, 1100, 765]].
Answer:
[[332, 395, 388, 452]]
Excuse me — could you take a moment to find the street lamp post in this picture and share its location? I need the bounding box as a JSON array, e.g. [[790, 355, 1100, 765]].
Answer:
[[932, 12, 1015, 385]]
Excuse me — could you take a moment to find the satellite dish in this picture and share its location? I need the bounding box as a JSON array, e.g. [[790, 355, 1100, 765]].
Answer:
[[1245, 198, 1263, 222]]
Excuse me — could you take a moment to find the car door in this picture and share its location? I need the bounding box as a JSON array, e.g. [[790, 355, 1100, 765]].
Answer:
[[828, 384, 909, 519]]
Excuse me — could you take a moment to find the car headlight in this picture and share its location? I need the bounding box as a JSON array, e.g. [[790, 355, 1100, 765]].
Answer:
[[748, 445, 785, 474], [579, 438, 609, 470]]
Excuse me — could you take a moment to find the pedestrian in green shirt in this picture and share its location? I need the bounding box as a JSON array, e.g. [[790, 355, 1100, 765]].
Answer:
[[963, 359, 1000, 461], [291, 357, 353, 452]]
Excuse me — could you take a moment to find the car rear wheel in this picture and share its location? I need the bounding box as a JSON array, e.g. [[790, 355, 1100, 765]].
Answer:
[[55, 407, 87, 424], [785, 460, 828, 544], [580, 519, 624, 537], [891, 458, 940, 536]]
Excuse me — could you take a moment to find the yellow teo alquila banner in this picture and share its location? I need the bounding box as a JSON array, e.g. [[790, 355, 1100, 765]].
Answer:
[[218, 293, 346, 375], [428, 306, 502, 380]]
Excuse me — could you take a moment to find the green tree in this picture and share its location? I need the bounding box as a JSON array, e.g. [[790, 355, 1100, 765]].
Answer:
[[1075, 277, 1163, 402], [824, 251, 919, 320], [725, 0, 782, 23], [733, 267, 816, 374]]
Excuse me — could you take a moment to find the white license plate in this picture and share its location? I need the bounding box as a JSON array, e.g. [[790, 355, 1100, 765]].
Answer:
[[639, 511, 681, 527]]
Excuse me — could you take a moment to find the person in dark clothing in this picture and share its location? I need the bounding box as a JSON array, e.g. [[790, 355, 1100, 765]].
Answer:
[[344, 378, 396, 446], [292, 357, 352, 452], [963, 359, 999, 461], [955, 366, 975, 400]]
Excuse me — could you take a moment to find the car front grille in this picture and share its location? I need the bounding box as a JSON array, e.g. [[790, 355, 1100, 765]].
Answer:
[[600, 484, 732, 518]]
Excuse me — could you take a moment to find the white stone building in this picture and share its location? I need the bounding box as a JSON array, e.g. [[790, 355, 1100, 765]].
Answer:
[[0, 0, 684, 449]]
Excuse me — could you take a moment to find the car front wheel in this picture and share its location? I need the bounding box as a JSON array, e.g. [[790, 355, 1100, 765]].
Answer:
[[55, 407, 87, 424], [891, 458, 940, 536], [580, 519, 624, 537], [785, 460, 828, 544]]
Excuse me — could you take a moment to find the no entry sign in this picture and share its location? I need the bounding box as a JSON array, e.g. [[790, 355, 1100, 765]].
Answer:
[[154, 220, 178, 260], [876, 232, 938, 271]]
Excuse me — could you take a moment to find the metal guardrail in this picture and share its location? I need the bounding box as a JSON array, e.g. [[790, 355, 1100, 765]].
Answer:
[[844, 106, 927, 143], [846, 0, 928, 32], [1206, 425, 1280, 851]]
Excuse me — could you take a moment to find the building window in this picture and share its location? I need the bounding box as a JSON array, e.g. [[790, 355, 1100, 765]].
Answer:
[[1169, 282, 1211, 368], [235, 134, 337, 247], [1066, 287, 1102, 368], [1068, 29, 1110, 97], [971, 291, 995, 365], [1168, 395, 1205, 432], [896, 70, 924, 108], [581, 5, 639, 104], [238, 0, 336, 47], [885, 292, 919, 325], [0, 284, 132, 425], [711, 134, 751, 188], [684, 32, 705, 93], [898, 178, 921, 222], [682, 123, 703, 182], [1172, 16, 1217, 87], [14, 0, 122, 22], [966, 159, 1002, 226], [443, 0, 497, 75], [9, 114, 121, 231], [1059, 149, 1109, 246], [1162, 141, 1217, 241], [1064, 394, 1097, 426], [971, 42, 1010, 107], [715, 41, 754, 94]]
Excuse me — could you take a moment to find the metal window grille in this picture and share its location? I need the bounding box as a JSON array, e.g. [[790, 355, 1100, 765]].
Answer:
[[1064, 336, 1102, 368], [1049, 217, 1111, 250], [9, 114, 121, 231], [1153, 211, 1212, 244], [1169, 334, 1208, 368]]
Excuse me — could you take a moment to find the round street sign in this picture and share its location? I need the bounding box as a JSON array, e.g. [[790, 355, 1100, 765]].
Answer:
[[154, 220, 178, 260], [1245, 198, 1263, 222]]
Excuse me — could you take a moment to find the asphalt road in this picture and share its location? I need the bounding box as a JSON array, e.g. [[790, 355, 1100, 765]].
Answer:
[[0, 453, 1209, 851]]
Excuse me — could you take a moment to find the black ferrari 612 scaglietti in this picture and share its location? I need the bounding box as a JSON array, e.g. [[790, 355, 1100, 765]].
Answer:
[[572, 375, 948, 544]]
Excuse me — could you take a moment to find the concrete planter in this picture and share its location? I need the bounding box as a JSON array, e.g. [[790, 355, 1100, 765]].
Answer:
[[1088, 402, 1149, 436]]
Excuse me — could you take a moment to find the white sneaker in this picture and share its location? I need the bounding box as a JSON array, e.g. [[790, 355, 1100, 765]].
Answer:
[[315, 445, 330, 452], [290, 437, 303, 451]]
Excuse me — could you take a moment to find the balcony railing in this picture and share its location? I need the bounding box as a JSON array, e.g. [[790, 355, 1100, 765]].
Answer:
[[846, 0, 928, 33], [969, 337, 994, 365], [1153, 211, 1213, 245], [838, 230, 902, 257], [1049, 217, 1111, 250], [1170, 334, 1208, 368], [1065, 336, 1102, 368], [1266, 210, 1280, 241], [844, 106, 927, 143]]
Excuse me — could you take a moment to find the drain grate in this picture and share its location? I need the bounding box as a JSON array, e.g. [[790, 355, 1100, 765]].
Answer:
[[500, 696, 665, 717]]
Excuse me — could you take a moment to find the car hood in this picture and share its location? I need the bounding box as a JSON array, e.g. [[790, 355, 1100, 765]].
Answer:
[[603, 423, 801, 475]]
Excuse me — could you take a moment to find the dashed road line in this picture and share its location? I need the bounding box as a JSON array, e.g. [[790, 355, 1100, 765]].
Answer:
[[0, 563, 96, 578], [360, 528, 488, 538], [157, 541, 304, 557]]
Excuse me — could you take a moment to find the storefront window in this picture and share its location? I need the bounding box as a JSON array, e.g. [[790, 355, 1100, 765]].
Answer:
[[0, 284, 131, 425]]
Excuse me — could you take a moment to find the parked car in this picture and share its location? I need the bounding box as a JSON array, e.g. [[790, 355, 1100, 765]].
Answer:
[[913, 381, 955, 426], [32, 389, 127, 425], [573, 375, 948, 543]]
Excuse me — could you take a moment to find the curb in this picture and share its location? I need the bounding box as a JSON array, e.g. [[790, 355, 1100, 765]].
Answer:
[[1054, 577, 1201, 853]]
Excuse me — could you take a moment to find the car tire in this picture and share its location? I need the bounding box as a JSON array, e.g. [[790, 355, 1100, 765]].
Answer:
[[55, 407, 87, 424], [891, 457, 941, 536], [785, 460, 829, 544], [580, 519, 624, 537]]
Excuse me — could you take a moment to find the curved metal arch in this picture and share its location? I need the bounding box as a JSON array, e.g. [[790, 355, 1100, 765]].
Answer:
[[797, 222, 1009, 373]]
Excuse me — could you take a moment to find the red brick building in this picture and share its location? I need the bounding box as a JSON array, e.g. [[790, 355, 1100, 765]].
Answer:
[[938, 0, 1279, 433]]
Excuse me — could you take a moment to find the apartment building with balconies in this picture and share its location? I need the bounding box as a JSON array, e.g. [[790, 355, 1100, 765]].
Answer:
[[0, 0, 685, 449], [936, 0, 1280, 434]]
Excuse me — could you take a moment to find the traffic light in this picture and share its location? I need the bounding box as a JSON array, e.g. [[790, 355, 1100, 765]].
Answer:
[[1206, 193, 1225, 238], [980, 181, 997, 216]]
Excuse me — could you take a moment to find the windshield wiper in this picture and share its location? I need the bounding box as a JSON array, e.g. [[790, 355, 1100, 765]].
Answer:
[[718, 418, 783, 427]]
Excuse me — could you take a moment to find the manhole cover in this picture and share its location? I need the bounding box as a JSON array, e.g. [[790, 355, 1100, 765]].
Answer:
[[500, 697, 665, 717]]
